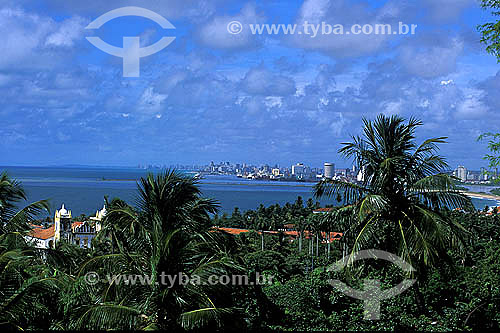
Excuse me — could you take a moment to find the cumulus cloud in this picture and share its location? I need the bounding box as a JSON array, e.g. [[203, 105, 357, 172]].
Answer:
[[0, 7, 86, 70], [422, 0, 476, 22], [12, 0, 225, 20], [45, 16, 87, 47], [197, 4, 265, 50], [455, 89, 489, 120], [0, 8, 53, 68], [477, 70, 500, 110], [241, 66, 296, 96], [286, 0, 415, 57], [399, 34, 464, 78], [1, 0, 499, 167]]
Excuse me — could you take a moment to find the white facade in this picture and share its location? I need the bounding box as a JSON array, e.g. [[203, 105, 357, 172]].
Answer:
[[25, 232, 54, 249], [324, 163, 335, 179], [457, 166, 467, 182], [28, 203, 106, 250], [292, 163, 305, 175]]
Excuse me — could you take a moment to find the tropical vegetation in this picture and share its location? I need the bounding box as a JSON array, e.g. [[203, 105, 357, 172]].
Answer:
[[1, 116, 500, 330]]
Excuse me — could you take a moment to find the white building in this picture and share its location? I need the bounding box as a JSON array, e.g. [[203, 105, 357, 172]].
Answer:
[[457, 166, 467, 182], [292, 163, 305, 176], [324, 163, 335, 179], [357, 166, 366, 182], [25, 224, 55, 249], [26, 203, 105, 250]]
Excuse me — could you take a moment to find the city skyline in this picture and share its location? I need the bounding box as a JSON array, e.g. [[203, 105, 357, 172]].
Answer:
[[0, 159, 491, 173]]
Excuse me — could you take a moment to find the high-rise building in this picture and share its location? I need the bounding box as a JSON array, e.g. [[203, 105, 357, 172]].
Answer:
[[324, 162, 335, 179], [291, 163, 312, 179], [457, 165, 467, 182], [292, 163, 305, 175], [357, 165, 366, 182]]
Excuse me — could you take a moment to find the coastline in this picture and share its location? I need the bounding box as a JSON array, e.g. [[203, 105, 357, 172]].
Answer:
[[461, 191, 500, 202]]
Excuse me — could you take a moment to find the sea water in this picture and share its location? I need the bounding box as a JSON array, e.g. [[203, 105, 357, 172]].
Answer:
[[1, 166, 497, 216]]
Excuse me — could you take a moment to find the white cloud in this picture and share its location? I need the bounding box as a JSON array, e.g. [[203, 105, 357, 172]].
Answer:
[[138, 87, 167, 115], [287, 0, 405, 57], [241, 66, 296, 96], [45, 16, 86, 47], [399, 36, 464, 78], [455, 89, 489, 120], [423, 0, 476, 22], [0, 7, 87, 70], [197, 4, 265, 50], [14, 0, 224, 21]]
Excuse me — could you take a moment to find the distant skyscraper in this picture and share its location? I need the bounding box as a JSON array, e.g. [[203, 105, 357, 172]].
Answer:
[[324, 163, 335, 179], [457, 165, 467, 182], [292, 163, 305, 175], [357, 165, 366, 182]]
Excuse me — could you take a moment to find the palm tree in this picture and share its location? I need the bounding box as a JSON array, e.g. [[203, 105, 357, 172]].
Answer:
[[0, 232, 63, 330], [314, 115, 473, 269], [74, 170, 238, 330], [254, 216, 267, 251], [0, 172, 50, 235], [0, 172, 57, 330], [295, 216, 306, 253]]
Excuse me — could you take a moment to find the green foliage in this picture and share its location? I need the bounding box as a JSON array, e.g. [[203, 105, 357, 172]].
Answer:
[[264, 273, 331, 330], [2, 162, 500, 331], [314, 115, 473, 268], [478, 132, 500, 182], [0, 172, 50, 235], [213, 196, 319, 230], [478, 0, 500, 62]]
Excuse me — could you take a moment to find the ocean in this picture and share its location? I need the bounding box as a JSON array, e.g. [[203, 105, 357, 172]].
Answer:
[[1, 166, 498, 217]]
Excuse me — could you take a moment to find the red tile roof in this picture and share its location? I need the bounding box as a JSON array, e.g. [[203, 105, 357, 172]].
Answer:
[[28, 225, 55, 240], [212, 227, 343, 241], [313, 208, 334, 213], [27, 221, 85, 240], [213, 227, 252, 235], [72, 221, 84, 230]]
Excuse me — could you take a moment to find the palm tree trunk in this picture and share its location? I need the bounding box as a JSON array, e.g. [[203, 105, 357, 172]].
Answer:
[[299, 231, 302, 252], [311, 235, 314, 270], [316, 232, 319, 257], [327, 239, 331, 260], [261, 232, 264, 251]]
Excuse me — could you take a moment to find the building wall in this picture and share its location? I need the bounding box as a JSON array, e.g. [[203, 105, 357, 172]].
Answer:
[[324, 163, 335, 179]]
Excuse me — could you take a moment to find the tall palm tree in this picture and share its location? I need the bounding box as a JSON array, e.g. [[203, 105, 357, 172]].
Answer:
[[314, 115, 473, 269], [0, 233, 62, 330], [254, 217, 268, 251], [295, 216, 306, 253], [0, 172, 50, 235], [0, 172, 57, 330], [74, 170, 238, 330]]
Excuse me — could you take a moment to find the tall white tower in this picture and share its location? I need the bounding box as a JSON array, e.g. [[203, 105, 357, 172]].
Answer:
[[324, 163, 335, 179], [457, 166, 467, 182]]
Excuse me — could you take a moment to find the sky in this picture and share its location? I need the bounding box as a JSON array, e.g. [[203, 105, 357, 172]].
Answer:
[[0, 0, 499, 169]]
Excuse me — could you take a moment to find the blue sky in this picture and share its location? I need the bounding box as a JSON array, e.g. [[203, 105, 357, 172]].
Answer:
[[0, 0, 499, 169]]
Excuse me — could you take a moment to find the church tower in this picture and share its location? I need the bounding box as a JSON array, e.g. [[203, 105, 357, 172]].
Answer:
[[54, 203, 73, 243]]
